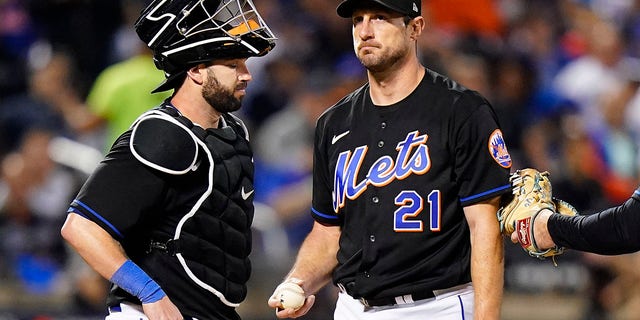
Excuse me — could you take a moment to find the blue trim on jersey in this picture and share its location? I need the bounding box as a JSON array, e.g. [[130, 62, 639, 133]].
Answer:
[[67, 206, 87, 218], [459, 184, 511, 203], [311, 207, 339, 220], [70, 199, 124, 239]]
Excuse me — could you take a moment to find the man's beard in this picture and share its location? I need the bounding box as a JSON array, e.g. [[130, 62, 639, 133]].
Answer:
[[202, 70, 242, 113]]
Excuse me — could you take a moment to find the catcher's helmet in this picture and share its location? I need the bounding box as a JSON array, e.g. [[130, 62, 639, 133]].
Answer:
[[135, 0, 276, 92]]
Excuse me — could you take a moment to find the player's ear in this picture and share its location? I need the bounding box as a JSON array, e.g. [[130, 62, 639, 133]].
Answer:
[[186, 64, 206, 85], [409, 16, 425, 40]]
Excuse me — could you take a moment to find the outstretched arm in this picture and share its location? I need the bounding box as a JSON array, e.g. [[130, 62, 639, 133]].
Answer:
[[538, 190, 640, 255]]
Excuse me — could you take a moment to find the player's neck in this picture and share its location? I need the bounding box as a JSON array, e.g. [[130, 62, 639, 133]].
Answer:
[[367, 58, 424, 106], [171, 92, 222, 129]]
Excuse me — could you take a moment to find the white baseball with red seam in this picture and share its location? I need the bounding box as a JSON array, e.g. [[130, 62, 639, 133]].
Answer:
[[278, 282, 306, 310]]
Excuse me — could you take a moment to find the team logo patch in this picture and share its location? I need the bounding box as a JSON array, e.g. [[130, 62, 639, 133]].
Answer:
[[488, 129, 512, 168]]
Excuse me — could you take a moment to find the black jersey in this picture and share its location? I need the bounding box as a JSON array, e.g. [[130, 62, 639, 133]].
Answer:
[[68, 104, 254, 320], [311, 69, 512, 300]]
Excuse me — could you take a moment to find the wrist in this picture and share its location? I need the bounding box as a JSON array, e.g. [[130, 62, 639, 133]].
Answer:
[[110, 260, 166, 304], [533, 209, 555, 249]]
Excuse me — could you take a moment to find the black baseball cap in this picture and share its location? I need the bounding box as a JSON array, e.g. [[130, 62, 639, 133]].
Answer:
[[337, 0, 421, 18]]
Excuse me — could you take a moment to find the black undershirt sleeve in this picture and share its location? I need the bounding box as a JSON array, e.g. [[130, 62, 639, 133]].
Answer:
[[70, 133, 167, 240], [548, 189, 640, 255]]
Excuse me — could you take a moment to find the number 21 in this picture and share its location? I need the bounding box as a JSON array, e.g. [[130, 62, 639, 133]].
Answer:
[[394, 190, 441, 232]]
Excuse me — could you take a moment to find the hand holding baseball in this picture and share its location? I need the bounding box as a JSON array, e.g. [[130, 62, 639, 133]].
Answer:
[[277, 282, 305, 310], [268, 278, 316, 318]]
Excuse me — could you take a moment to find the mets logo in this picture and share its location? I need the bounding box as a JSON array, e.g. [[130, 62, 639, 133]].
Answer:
[[488, 129, 512, 168]]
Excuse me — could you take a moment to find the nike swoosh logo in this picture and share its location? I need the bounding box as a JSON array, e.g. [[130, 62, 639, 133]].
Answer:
[[241, 187, 254, 200], [332, 130, 350, 145]]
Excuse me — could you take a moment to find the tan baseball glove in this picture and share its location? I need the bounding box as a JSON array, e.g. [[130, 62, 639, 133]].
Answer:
[[497, 168, 577, 262]]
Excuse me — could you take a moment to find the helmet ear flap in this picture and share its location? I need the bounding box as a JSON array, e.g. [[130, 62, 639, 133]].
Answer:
[[152, 55, 168, 73], [153, 52, 186, 75]]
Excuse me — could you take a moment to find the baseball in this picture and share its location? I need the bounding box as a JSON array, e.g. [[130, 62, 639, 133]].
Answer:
[[278, 282, 306, 310]]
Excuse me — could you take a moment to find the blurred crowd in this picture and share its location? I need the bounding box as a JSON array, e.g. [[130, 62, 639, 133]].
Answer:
[[2, 0, 640, 319]]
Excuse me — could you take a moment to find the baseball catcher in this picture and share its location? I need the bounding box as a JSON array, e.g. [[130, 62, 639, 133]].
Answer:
[[60, 0, 276, 319], [497, 168, 578, 264]]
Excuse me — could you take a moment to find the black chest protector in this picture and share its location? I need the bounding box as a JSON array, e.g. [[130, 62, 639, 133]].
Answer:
[[129, 104, 254, 307]]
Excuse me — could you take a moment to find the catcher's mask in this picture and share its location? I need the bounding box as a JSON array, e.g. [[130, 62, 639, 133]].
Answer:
[[134, 0, 276, 93]]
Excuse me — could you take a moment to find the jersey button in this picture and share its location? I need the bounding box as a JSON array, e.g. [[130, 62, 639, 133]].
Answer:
[[377, 140, 384, 147], [372, 196, 379, 203], [364, 271, 371, 278], [370, 235, 375, 242], [381, 122, 387, 129]]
